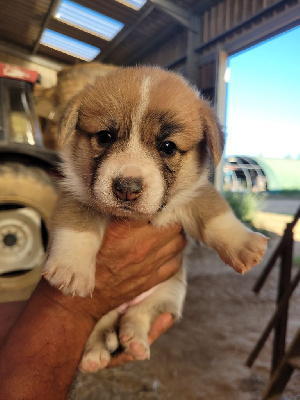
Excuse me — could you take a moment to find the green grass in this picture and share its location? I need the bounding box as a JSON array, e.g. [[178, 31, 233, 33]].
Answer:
[[268, 190, 300, 198], [224, 191, 266, 224]]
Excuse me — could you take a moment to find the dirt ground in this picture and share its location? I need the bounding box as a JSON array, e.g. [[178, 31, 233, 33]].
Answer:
[[71, 235, 300, 400]]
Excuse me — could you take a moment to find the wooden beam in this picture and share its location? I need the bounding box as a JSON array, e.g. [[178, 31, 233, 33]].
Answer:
[[32, 0, 61, 55], [96, 4, 155, 62], [186, 15, 201, 82], [246, 269, 300, 368], [262, 329, 300, 399]]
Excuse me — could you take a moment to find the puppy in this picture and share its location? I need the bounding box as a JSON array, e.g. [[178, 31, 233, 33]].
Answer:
[[43, 66, 267, 371]]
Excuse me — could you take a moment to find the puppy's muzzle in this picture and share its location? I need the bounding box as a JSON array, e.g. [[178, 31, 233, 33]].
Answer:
[[113, 177, 143, 202]]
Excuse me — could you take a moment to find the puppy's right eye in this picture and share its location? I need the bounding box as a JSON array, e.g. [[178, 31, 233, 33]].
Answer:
[[159, 141, 177, 156], [96, 130, 114, 145]]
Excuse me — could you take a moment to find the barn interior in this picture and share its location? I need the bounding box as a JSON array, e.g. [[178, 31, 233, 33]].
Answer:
[[0, 1, 299, 399]]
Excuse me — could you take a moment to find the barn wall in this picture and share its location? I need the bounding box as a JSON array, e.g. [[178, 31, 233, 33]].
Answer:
[[202, 0, 281, 44], [140, 29, 188, 68], [197, 0, 298, 64]]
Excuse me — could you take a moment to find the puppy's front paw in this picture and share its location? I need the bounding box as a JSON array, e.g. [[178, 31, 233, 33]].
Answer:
[[80, 329, 119, 372], [221, 230, 268, 274], [43, 259, 95, 297], [204, 212, 268, 274]]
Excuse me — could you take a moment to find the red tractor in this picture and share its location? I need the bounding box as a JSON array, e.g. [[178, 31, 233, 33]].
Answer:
[[0, 63, 58, 301]]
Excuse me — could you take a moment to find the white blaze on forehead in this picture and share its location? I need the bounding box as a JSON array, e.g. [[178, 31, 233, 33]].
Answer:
[[90, 75, 165, 216], [131, 76, 151, 142]]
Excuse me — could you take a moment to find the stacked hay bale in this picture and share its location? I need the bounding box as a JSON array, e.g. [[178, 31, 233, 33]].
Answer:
[[34, 62, 118, 150], [56, 62, 118, 110]]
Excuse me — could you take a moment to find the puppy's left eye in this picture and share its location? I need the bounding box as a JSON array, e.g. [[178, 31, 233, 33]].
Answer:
[[159, 141, 177, 156], [96, 130, 115, 145]]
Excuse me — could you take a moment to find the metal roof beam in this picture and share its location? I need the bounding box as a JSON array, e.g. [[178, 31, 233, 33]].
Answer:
[[149, 0, 193, 30], [96, 4, 155, 62]]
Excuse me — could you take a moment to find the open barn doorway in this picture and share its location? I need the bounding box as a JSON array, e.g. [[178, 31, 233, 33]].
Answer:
[[224, 26, 300, 193]]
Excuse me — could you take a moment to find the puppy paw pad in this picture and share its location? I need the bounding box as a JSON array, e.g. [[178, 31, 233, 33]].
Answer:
[[80, 359, 101, 373], [80, 349, 110, 372], [128, 341, 150, 360]]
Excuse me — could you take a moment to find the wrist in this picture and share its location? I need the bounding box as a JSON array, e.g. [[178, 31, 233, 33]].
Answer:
[[37, 277, 111, 324], [0, 278, 108, 400]]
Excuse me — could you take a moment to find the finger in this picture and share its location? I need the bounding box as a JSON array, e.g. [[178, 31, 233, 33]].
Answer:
[[138, 231, 186, 278], [154, 253, 184, 285], [148, 312, 174, 345], [155, 232, 186, 268], [107, 351, 134, 368], [143, 224, 184, 253], [97, 221, 180, 265]]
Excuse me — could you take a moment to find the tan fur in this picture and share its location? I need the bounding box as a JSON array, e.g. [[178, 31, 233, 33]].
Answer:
[[43, 66, 267, 371], [175, 182, 231, 239]]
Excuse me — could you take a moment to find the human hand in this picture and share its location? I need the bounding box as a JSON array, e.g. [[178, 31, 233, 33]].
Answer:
[[69, 219, 186, 320], [95, 220, 185, 304]]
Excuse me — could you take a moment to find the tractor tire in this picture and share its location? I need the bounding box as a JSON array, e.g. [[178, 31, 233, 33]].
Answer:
[[0, 162, 58, 302]]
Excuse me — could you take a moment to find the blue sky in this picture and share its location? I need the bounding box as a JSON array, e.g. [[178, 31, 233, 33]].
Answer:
[[225, 25, 300, 159]]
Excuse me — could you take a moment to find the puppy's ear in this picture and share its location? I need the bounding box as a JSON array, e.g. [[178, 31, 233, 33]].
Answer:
[[201, 103, 225, 166], [58, 96, 80, 147]]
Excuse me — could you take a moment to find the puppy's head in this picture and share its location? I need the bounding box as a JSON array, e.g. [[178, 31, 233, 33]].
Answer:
[[59, 66, 224, 218]]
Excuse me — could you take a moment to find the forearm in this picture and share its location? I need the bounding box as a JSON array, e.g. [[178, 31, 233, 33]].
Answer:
[[0, 279, 107, 400]]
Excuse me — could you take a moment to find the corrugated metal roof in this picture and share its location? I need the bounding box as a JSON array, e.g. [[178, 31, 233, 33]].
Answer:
[[55, 0, 124, 40], [1, 0, 295, 69], [40, 29, 101, 61], [0, 0, 221, 66]]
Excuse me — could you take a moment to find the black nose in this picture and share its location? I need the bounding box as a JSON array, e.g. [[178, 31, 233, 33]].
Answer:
[[113, 177, 143, 201]]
